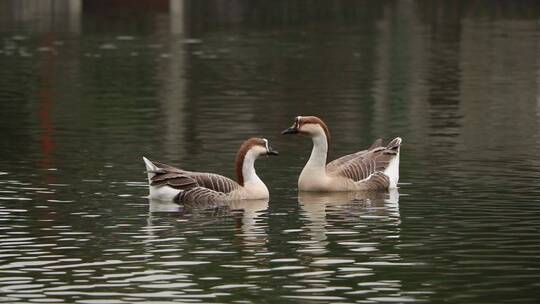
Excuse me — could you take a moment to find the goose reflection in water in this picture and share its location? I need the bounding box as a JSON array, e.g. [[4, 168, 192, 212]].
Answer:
[[297, 189, 400, 255], [147, 198, 269, 248]]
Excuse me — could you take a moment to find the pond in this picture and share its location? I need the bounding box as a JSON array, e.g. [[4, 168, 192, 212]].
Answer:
[[1, 1, 540, 303]]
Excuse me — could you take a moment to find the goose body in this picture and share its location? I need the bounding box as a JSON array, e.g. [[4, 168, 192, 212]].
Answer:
[[143, 138, 278, 203], [282, 116, 401, 192]]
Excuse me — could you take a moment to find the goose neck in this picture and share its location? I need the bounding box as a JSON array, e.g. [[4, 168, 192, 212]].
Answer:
[[239, 150, 263, 187], [306, 133, 328, 171]]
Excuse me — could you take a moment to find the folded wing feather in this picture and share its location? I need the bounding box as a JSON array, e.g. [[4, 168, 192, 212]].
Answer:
[[326, 138, 382, 172], [148, 161, 240, 195], [326, 138, 400, 190], [175, 186, 226, 204]]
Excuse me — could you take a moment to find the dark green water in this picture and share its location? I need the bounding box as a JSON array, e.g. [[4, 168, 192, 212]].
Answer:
[[1, 1, 540, 303]]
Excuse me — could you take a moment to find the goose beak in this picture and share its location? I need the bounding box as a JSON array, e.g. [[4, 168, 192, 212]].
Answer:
[[281, 127, 299, 135], [267, 147, 279, 156]]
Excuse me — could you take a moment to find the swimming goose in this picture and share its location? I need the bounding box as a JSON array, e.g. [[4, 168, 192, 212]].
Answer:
[[143, 138, 278, 203], [282, 116, 401, 191]]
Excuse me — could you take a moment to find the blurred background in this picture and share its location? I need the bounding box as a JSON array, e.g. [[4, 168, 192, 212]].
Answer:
[[1, 1, 540, 303], [2, 0, 540, 174]]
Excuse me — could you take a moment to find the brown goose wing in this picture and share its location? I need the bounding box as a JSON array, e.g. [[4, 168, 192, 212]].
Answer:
[[175, 186, 227, 204], [326, 150, 368, 173], [148, 161, 240, 193], [354, 171, 390, 190], [327, 138, 400, 182], [149, 167, 197, 191], [187, 172, 240, 194], [326, 138, 383, 173]]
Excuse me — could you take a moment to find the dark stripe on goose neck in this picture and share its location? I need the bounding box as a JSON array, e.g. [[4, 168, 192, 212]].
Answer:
[[235, 138, 265, 186]]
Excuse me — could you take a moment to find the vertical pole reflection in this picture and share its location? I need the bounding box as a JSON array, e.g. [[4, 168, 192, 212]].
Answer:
[[38, 36, 56, 174], [537, 37, 540, 133], [373, 1, 430, 139], [67, 0, 82, 33], [157, 0, 187, 158], [34, 0, 81, 177], [169, 0, 184, 34]]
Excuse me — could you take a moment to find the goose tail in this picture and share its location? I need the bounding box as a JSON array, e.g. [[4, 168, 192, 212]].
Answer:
[[386, 137, 402, 152], [384, 137, 402, 189], [142, 156, 159, 183]]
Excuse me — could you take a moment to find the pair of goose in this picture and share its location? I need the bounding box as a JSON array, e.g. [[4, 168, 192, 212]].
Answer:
[[143, 116, 402, 203]]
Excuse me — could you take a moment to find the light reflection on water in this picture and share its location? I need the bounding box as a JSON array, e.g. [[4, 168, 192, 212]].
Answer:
[[2, 0, 540, 303], [0, 180, 421, 303], [2, 174, 540, 303]]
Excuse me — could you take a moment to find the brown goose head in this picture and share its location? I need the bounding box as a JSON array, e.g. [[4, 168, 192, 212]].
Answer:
[[235, 138, 278, 186], [281, 115, 331, 141]]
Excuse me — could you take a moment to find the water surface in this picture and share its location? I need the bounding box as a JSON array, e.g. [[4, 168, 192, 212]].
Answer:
[[1, 1, 540, 303]]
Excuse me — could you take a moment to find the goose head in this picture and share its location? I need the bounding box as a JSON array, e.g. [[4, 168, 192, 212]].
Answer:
[[281, 116, 331, 141], [235, 138, 278, 186], [236, 138, 279, 164]]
